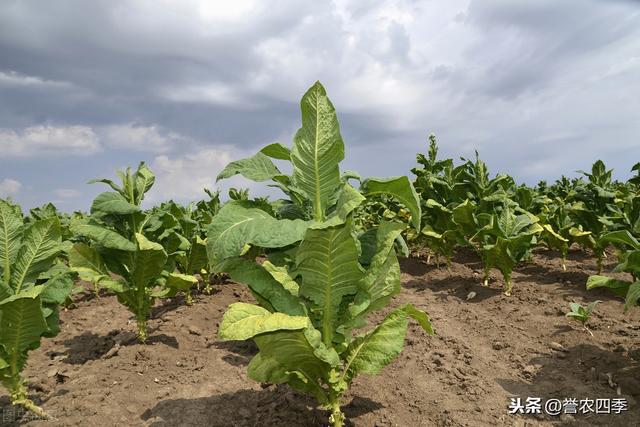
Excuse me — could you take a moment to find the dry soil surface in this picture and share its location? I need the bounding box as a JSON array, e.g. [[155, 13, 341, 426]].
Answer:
[[1, 248, 639, 427]]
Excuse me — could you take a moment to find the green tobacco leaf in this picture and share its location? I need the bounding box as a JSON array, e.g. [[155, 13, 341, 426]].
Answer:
[[452, 200, 476, 236], [40, 271, 74, 305], [483, 238, 515, 279], [624, 282, 640, 312], [11, 218, 61, 291], [219, 302, 309, 341], [0, 286, 48, 373], [601, 230, 640, 250], [219, 258, 306, 316], [71, 224, 137, 251], [250, 327, 339, 385], [296, 223, 363, 345], [131, 233, 167, 289], [91, 192, 141, 216], [68, 243, 109, 278], [586, 275, 630, 297], [263, 260, 299, 296], [291, 81, 344, 221], [315, 184, 365, 229], [361, 176, 422, 231], [207, 202, 309, 264], [344, 303, 432, 383], [343, 306, 407, 383], [134, 162, 155, 203], [217, 152, 282, 183], [352, 222, 405, 317], [164, 272, 198, 294], [185, 236, 208, 274], [0, 200, 23, 284], [260, 142, 291, 160]]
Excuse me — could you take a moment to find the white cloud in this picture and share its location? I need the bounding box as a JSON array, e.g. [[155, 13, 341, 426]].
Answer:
[[0, 178, 21, 197], [0, 125, 101, 157], [146, 147, 238, 203], [158, 82, 256, 109], [0, 70, 71, 88], [53, 189, 81, 199], [102, 123, 189, 153]]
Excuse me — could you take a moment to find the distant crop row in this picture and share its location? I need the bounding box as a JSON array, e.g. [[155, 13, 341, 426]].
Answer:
[[0, 81, 638, 426]]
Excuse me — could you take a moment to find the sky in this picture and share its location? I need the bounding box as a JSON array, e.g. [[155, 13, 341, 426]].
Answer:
[[0, 0, 639, 211]]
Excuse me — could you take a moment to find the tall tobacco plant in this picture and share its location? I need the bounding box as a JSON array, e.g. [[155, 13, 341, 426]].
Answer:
[[208, 81, 433, 426], [0, 200, 74, 417]]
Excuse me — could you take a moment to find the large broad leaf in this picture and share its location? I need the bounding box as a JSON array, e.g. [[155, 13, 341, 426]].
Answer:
[[0, 286, 48, 373], [343, 304, 433, 383], [601, 230, 640, 251], [219, 258, 306, 316], [296, 222, 363, 345], [250, 326, 339, 387], [158, 272, 199, 298], [91, 192, 141, 216], [130, 233, 167, 289], [207, 202, 309, 264], [586, 275, 631, 297], [260, 142, 291, 160], [361, 176, 422, 231], [217, 152, 282, 182], [10, 218, 61, 292], [219, 302, 309, 341], [68, 242, 109, 278], [290, 81, 344, 221], [0, 200, 23, 284], [40, 270, 74, 306], [71, 223, 137, 251]]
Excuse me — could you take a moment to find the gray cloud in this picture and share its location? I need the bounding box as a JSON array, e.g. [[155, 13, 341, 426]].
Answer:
[[0, 0, 639, 210]]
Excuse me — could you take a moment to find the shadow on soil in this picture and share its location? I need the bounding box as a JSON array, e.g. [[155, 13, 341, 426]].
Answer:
[[212, 340, 258, 367], [59, 330, 178, 365], [141, 387, 383, 427]]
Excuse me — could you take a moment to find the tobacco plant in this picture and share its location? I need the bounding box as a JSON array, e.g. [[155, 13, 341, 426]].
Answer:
[[0, 200, 74, 417], [69, 163, 194, 342], [469, 205, 542, 295], [566, 301, 600, 335], [587, 230, 640, 312], [209, 81, 433, 426]]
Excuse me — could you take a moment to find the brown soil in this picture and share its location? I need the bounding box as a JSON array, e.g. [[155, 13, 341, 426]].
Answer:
[[1, 248, 639, 427]]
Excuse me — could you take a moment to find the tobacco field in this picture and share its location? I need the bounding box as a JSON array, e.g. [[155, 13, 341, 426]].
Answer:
[[1, 82, 639, 427]]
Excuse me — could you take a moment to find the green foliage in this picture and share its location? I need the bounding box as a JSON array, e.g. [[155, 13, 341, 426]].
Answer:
[[471, 205, 542, 295], [0, 199, 74, 417], [587, 230, 640, 312], [69, 162, 194, 342], [566, 301, 600, 325], [211, 81, 432, 427]]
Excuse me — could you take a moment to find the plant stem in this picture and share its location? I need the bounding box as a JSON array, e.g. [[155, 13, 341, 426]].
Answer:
[[136, 314, 148, 343], [503, 275, 512, 296], [329, 400, 345, 427], [7, 378, 52, 420]]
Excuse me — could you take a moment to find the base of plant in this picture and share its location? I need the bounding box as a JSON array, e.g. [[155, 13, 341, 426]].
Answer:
[[136, 316, 148, 343], [503, 279, 512, 296], [328, 402, 345, 427], [8, 382, 52, 420]]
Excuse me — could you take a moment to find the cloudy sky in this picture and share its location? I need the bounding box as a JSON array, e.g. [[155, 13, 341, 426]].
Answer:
[[0, 0, 639, 211]]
